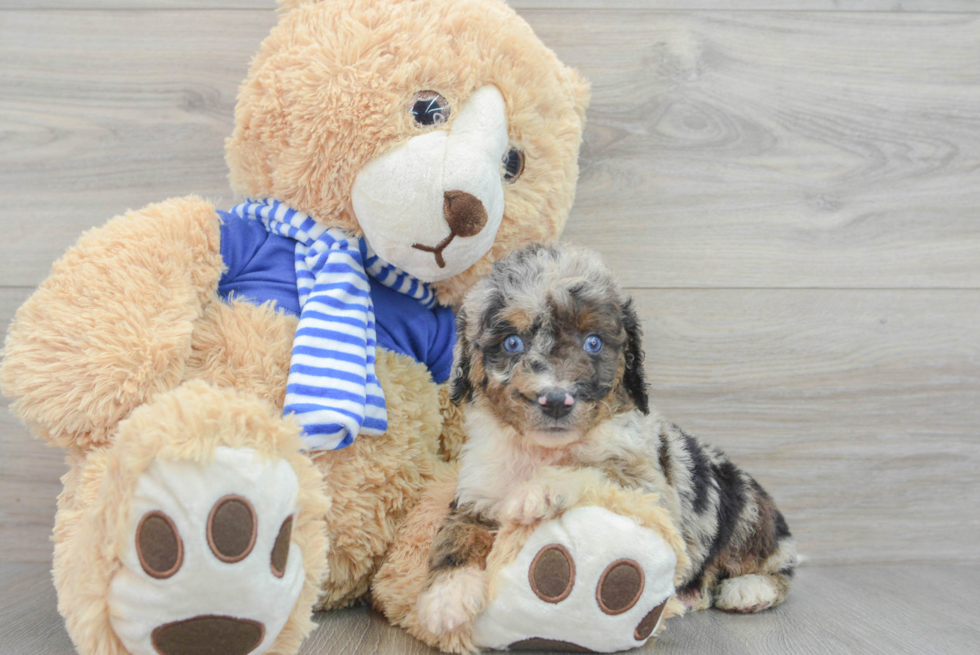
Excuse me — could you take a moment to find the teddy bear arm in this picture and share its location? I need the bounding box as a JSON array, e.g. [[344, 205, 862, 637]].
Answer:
[[0, 196, 224, 451]]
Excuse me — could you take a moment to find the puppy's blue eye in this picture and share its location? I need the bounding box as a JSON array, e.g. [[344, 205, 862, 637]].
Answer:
[[584, 335, 603, 353], [503, 335, 524, 353]]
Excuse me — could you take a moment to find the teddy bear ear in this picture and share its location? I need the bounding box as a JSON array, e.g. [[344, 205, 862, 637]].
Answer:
[[563, 66, 591, 125]]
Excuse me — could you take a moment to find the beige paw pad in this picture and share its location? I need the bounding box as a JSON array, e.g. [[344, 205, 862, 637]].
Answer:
[[714, 574, 779, 613], [417, 567, 488, 635], [109, 447, 305, 655], [472, 507, 676, 652]]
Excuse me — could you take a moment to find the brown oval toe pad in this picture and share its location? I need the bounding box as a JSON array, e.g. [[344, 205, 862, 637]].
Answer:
[[270, 516, 293, 578], [596, 559, 644, 615], [136, 511, 183, 579], [152, 615, 264, 655], [634, 600, 669, 641], [509, 637, 594, 652], [207, 495, 257, 563], [529, 544, 575, 603]]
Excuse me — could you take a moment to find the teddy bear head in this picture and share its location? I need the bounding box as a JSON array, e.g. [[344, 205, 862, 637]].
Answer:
[[226, 0, 589, 305]]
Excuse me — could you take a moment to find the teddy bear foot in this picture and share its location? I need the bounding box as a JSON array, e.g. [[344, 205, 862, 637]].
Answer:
[[471, 507, 678, 653], [51, 382, 329, 655], [107, 446, 306, 655]]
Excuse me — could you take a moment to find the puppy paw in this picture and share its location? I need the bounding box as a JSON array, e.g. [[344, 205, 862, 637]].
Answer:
[[417, 567, 488, 635], [677, 587, 712, 612], [714, 574, 779, 613], [499, 483, 566, 525]]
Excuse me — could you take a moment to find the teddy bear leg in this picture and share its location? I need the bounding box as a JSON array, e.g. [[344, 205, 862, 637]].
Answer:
[[310, 349, 445, 610], [471, 507, 681, 653], [53, 381, 330, 655]]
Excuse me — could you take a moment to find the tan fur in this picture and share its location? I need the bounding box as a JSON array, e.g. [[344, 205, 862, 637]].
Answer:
[[185, 297, 297, 408], [227, 0, 589, 306], [51, 381, 331, 655], [312, 349, 447, 608], [1, 196, 223, 450], [372, 468, 483, 655]]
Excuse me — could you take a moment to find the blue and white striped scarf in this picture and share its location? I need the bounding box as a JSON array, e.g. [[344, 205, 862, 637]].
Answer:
[[230, 199, 437, 451]]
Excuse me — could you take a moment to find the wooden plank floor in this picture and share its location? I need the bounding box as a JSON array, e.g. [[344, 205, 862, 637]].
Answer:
[[1, 0, 979, 653], [4, 562, 979, 655]]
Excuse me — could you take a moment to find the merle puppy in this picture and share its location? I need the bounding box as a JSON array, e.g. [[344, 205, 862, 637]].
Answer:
[[417, 244, 797, 635]]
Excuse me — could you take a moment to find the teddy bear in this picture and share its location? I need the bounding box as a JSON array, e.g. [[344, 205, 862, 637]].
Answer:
[[1, 1, 689, 654]]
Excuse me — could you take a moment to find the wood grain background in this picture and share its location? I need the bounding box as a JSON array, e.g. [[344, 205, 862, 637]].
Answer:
[[1, 0, 978, 575]]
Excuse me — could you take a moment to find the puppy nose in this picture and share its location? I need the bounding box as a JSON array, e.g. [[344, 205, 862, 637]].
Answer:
[[538, 390, 575, 419], [444, 190, 487, 237]]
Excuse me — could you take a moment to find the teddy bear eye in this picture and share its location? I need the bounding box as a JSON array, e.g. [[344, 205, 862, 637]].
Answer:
[[501, 147, 525, 184], [410, 91, 450, 127]]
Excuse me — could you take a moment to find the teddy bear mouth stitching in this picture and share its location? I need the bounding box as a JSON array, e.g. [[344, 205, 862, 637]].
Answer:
[[412, 190, 488, 268]]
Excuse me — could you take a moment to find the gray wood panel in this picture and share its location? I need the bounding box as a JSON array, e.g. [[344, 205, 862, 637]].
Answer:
[[3, 562, 979, 655], [0, 410, 63, 563], [633, 288, 980, 566], [4, 2, 980, 11], [4, 287, 978, 565], [548, 10, 980, 289], [0, 288, 65, 563], [0, 10, 274, 288], [2, 10, 980, 287]]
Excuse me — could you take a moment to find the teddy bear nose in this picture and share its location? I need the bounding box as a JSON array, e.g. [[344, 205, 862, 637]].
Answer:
[[444, 190, 488, 237]]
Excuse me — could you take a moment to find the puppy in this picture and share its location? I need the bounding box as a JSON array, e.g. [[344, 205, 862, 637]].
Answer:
[[416, 244, 797, 635]]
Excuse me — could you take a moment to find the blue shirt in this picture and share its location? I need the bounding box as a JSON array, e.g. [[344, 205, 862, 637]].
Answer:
[[216, 211, 457, 384]]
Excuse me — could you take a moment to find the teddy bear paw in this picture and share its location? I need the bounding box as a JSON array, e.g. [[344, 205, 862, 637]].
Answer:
[[471, 506, 677, 653], [417, 567, 488, 635], [107, 446, 306, 655]]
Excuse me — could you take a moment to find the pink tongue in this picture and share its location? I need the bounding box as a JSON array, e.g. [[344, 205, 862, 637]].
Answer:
[[538, 394, 575, 407]]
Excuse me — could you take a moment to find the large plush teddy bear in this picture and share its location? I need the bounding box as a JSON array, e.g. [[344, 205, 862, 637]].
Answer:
[[1, 1, 687, 654]]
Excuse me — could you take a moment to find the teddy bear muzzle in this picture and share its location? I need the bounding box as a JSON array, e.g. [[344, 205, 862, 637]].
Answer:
[[411, 190, 489, 268], [351, 85, 509, 283]]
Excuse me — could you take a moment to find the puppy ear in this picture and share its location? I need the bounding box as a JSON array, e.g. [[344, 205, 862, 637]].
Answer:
[[449, 308, 474, 405], [621, 298, 650, 415]]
